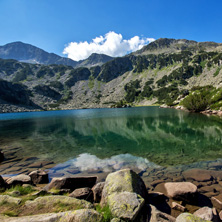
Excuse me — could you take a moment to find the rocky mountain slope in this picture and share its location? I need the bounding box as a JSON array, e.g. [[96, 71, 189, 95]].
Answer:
[[0, 42, 114, 68], [0, 38, 222, 113]]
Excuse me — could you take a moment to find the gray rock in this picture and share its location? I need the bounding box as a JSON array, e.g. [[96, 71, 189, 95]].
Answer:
[[101, 169, 148, 206], [176, 213, 211, 222], [25, 195, 93, 209], [0, 194, 21, 205], [2, 209, 103, 222], [107, 191, 145, 220], [29, 169, 49, 184], [44, 176, 97, 191], [6, 174, 32, 186], [69, 187, 93, 202], [149, 205, 176, 222], [111, 218, 125, 222], [193, 207, 214, 221], [92, 182, 105, 203]]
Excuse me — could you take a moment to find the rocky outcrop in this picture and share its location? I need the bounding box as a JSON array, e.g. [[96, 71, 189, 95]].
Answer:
[[69, 187, 93, 202], [193, 207, 215, 221], [0, 195, 21, 205]]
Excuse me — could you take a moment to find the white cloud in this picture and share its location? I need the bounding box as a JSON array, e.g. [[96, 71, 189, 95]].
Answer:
[[63, 31, 155, 61]]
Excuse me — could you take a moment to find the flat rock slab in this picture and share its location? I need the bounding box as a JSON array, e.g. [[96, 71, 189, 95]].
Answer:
[[107, 191, 145, 221], [2, 209, 103, 222], [0, 195, 21, 205], [25, 195, 93, 209], [156, 182, 197, 202], [101, 169, 148, 206], [176, 213, 211, 222], [44, 176, 97, 191]]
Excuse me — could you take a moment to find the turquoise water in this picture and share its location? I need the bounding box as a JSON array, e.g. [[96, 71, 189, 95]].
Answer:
[[1, 107, 222, 176]]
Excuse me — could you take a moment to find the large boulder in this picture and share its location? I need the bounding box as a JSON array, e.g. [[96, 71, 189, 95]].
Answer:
[[101, 169, 148, 206], [107, 191, 145, 220], [155, 182, 198, 202], [193, 207, 214, 221], [29, 169, 49, 184], [92, 182, 105, 203], [44, 176, 97, 191], [176, 213, 211, 222], [6, 174, 32, 186], [2, 209, 103, 222], [25, 195, 93, 210]]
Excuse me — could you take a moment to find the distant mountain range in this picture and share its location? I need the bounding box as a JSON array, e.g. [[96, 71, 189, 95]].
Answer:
[[0, 41, 114, 67], [0, 38, 222, 113]]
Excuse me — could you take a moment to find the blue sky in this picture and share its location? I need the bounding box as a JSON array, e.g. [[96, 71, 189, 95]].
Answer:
[[0, 0, 222, 60]]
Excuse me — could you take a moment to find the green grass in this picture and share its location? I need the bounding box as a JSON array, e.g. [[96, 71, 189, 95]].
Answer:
[[96, 205, 113, 222], [213, 67, 221, 77], [3, 185, 35, 196]]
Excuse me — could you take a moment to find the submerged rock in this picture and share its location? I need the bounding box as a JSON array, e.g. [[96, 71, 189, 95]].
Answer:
[[107, 191, 145, 220]]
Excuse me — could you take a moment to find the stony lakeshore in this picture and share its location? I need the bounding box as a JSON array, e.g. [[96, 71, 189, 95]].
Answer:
[[0, 167, 222, 221]]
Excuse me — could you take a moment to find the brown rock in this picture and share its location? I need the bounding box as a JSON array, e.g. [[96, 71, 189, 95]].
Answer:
[[199, 185, 217, 193], [156, 182, 197, 203], [69, 187, 93, 202], [29, 169, 49, 184], [171, 202, 186, 212], [44, 176, 97, 191], [211, 197, 222, 210], [92, 182, 105, 203], [151, 180, 165, 188], [28, 162, 43, 168], [183, 169, 212, 182]]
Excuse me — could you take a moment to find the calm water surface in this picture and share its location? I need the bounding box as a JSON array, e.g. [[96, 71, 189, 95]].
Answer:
[[0, 107, 222, 180]]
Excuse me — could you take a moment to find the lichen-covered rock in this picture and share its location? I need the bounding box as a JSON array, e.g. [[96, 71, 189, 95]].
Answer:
[[44, 176, 97, 191], [0, 195, 21, 205], [29, 169, 49, 184], [101, 169, 148, 206], [149, 205, 176, 222], [25, 195, 93, 209], [2, 209, 103, 222], [176, 213, 211, 222], [92, 182, 105, 203], [6, 174, 32, 186], [107, 191, 145, 220]]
